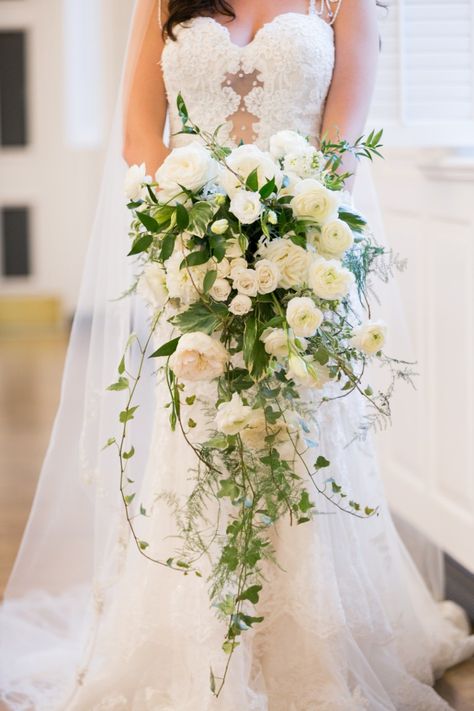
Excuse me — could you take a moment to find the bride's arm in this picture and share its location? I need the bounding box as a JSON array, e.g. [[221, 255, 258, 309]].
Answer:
[[320, 0, 380, 191], [122, 0, 169, 175]]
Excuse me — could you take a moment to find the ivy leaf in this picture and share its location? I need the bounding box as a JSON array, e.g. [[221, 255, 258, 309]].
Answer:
[[138, 540, 149, 550], [331, 481, 342, 494], [217, 478, 241, 500], [119, 406, 139, 423], [222, 640, 239, 655], [128, 234, 153, 256], [123, 446, 135, 460], [364, 506, 375, 516], [314, 346, 329, 365], [188, 201, 214, 237], [298, 490, 314, 513], [236, 585, 262, 605], [172, 301, 227, 335], [149, 336, 181, 358], [107, 376, 129, 391], [124, 493, 135, 505], [102, 437, 116, 450], [315, 455, 330, 469]]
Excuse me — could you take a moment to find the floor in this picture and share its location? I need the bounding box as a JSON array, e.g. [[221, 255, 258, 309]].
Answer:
[[0, 335, 473, 709]]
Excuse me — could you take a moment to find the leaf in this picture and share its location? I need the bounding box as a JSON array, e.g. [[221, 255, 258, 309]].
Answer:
[[188, 201, 214, 237], [315, 455, 330, 469], [331, 481, 342, 494], [140, 504, 147, 516], [102, 437, 116, 450], [338, 208, 367, 234], [128, 234, 153, 256], [209, 668, 216, 695], [364, 385, 373, 396], [171, 301, 227, 335], [185, 394, 196, 405], [180, 249, 210, 268], [118, 356, 126, 375], [259, 176, 276, 199], [119, 406, 139, 423], [297, 516, 311, 525], [123, 446, 135, 460], [138, 540, 149, 550], [209, 234, 226, 262], [314, 346, 329, 365], [299, 490, 314, 514], [204, 434, 229, 450], [236, 585, 262, 605], [203, 269, 218, 293], [188, 418, 197, 428], [222, 640, 239, 654], [160, 232, 176, 261], [107, 376, 129, 391], [136, 211, 159, 232], [175, 203, 189, 231], [177, 92, 189, 123], [149, 336, 181, 358], [245, 167, 259, 192], [217, 478, 240, 500], [364, 506, 375, 516], [124, 493, 135, 505]]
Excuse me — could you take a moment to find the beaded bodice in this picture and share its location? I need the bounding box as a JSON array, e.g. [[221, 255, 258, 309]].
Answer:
[[161, 11, 336, 150]]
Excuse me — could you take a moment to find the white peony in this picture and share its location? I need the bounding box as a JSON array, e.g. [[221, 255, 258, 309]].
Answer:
[[155, 142, 217, 198], [124, 163, 151, 201], [136, 262, 168, 310], [308, 257, 355, 301], [269, 130, 309, 160], [232, 268, 258, 297], [319, 219, 354, 258], [229, 257, 248, 280], [259, 238, 310, 289], [286, 296, 323, 337], [229, 190, 263, 224], [210, 218, 229, 235], [170, 332, 229, 382], [255, 259, 281, 294], [350, 320, 387, 355], [228, 294, 253, 315], [209, 277, 231, 302], [283, 146, 325, 180], [286, 354, 331, 389], [220, 144, 280, 197], [215, 393, 252, 435], [165, 250, 207, 305], [290, 179, 340, 224]]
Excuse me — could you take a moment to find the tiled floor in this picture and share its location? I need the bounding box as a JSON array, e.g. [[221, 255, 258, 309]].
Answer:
[[0, 335, 472, 709]]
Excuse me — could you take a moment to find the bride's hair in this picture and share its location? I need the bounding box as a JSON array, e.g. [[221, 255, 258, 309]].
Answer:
[[163, 1, 388, 40]]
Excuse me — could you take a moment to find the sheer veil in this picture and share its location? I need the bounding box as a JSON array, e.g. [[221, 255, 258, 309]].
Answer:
[[0, 1, 444, 708]]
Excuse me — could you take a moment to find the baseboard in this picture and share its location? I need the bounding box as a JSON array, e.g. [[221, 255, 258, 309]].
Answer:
[[445, 553, 474, 622]]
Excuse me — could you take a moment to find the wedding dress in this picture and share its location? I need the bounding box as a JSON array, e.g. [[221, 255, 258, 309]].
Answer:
[[1, 4, 474, 711]]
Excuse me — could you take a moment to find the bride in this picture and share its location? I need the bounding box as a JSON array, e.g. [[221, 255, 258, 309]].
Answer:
[[1, 1, 474, 709]]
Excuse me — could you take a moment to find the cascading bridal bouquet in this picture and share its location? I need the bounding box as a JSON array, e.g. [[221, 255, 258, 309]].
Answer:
[[106, 95, 413, 695]]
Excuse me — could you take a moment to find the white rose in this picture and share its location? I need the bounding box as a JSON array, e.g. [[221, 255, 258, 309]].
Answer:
[[232, 268, 258, 297], [226, 236, 247, 259], [279, 171, 302, 198], [350, 320, 387, 355], [283, 146, 325, 180], [269, 130, 309, 160], [259, 238, 310, 289], [220, 144, 280, 197], [255, 259, 280, 294], [209, 277, 231, 302], [170, 332, 229, 382], [215, 393, 252, 435], [319, 219, 354, 258], [124, 163, 151, 201], [260, 327, 289, 359], [214, 257, 231, 278], [228, 294, 253, 315], [290, 179, 340, 224], [229, 190, 263, 224], [286, 354, 331, 389], [210, 218, 229, 235], [156, 142, 217, 197], [136, 262, 168, 310], [165, 250, 207, 305], [308, 257, 355, 301], [229, 257, 248, 280], [286, 296, 323, 338]]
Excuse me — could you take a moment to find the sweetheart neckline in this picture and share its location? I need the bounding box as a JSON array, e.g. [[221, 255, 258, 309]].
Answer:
[[173, 12, 333, 50]]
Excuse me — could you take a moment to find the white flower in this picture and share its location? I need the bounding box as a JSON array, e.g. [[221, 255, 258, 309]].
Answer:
[[267, 209, 278, 225], [124, 163, 150, 201], [308, 257, 355, 301], [228, 294, 253, 315], [319, 219, 354, 259], [169, 332, 229, 382], [290, 179, 340, 224], [232, 268, 258, 297], [156, 142, 217, 198], [136, 262, 168, 310], [165, 250, 207, 305], [229, 190, 263, 224], [279, 171, 302, 198], [226, 236, 247, 259], [286, 354, 331, 389], [211, 218, 229, 235], [269, 130, 309, 160], [286, 296, 323, 337], [255, 259, 280, 294], [260, 328, 289, 359], [215, 393, 252, 435], [259, 238, 310, 289], [220, 144, 280, 197], [209, 277, 231, 302], [240, 408, 289, 450], [229, 257, 248, 280], [350, 320, 387, 355], [214, 257, 231, 278], [283, 146, 325, 180]]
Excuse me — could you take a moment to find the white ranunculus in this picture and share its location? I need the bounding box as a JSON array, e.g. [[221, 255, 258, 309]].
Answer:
[[210, 218, 229, 235], [229, 190, 263, 224], [286, 354, 331, 389], [260, 328, 289, 360], [215, 393, 252, 435], [155, 142, 217, 198], [229, 257, 248, 280], [350, 320, 387, 355], [259, 238, 310, 289], [170, 332, 229, 382], [269, 130, 309, 160], [319, 219, 354, 258], [124, 163, 151, 201], [209, 277, 231, 302], [214, 257, 231, 278], [290, 179, 340, 224], [255, 259, 280, 294], [226, 236, 247, 259], [286, 296, 323, 338], [228, 294, 253, 315], [165, 250, 207, 305], [232, 268, 258, 297], [136, 262, 168, 310], [308, 257, 355, 301], [219, 144, 280, 197], [283, 146, 325, 180]]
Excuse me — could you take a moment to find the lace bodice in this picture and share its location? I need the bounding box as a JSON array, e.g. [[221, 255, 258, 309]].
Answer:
[[161, 11, 336, 150]]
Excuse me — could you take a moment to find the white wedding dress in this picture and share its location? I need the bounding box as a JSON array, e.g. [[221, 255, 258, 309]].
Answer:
[[2, 6, 474, 711]]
